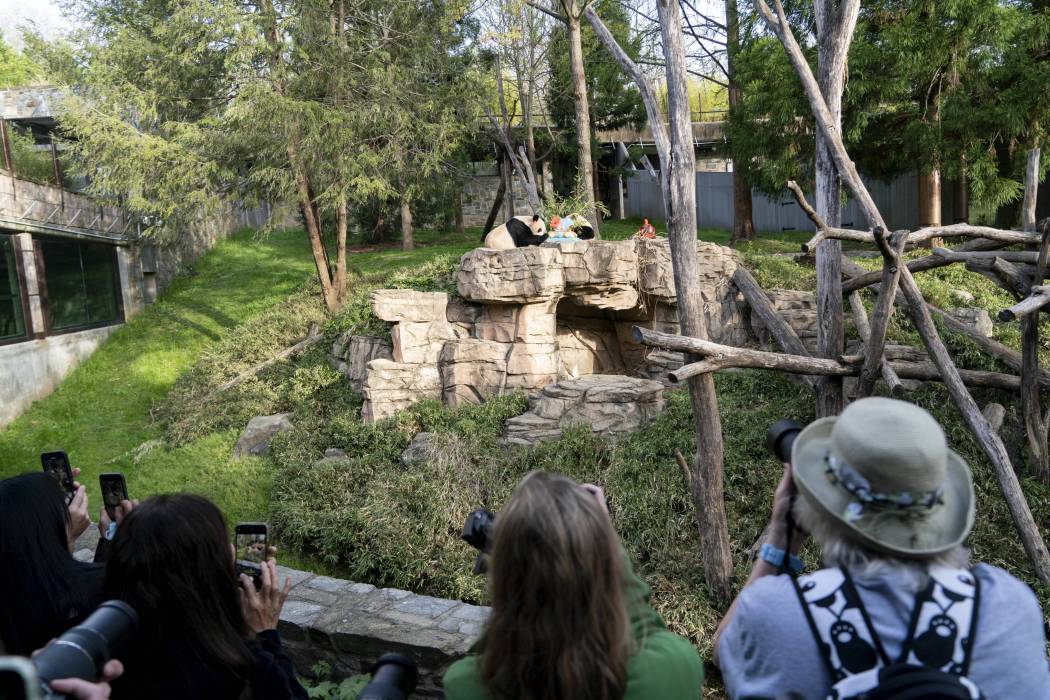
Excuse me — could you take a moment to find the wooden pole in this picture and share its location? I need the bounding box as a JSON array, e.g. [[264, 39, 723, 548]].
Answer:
[[0, 120, 11, 172], [842, 238, 1007, 294], [848, 292, 905, 396], [1020, 154, 1049, 480], [856, 228, 907, 398], [999, 287, 1050, 322]]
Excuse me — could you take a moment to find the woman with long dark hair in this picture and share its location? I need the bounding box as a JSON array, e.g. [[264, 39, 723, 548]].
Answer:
[[102, 494, 306, 699], [0, 472, 100, 654], [443, 472, 703, 700]]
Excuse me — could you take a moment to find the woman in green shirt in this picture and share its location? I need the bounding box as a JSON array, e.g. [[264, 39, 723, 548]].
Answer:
[[443, 472, 702, 700]]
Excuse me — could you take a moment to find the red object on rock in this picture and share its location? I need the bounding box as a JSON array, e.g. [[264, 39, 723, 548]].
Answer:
[[636, 218, 657, 239]]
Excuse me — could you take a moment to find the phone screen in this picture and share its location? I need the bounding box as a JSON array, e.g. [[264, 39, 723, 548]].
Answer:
[[41, 452, 75, 503], [235, 528, 267, 580], [100, 474, 128, 519]]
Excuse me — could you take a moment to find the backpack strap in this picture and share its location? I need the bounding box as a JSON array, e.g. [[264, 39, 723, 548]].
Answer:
[[792, 567, 888, 684], [897, 567, 980, 676]]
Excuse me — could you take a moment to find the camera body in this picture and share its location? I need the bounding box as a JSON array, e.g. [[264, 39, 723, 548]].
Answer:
[[358, 654, 418, 700]]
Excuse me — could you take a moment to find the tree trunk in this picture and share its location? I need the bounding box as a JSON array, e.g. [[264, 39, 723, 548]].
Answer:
[[657, 0, 733, 606], [401, 197, 414, 251], [566, 6, 599, 237], [293, 162, 338, 311], [918, 168, 942, 228], [952, 160, 969, 223], [726, 0, 755, 243], [334, 196, 348, 304], [483, 172, 507, 235], [455, 188, 465, 234], [812, 0, 857, 417]]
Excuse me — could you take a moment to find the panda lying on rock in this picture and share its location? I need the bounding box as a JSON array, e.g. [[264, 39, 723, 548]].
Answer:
[[482, 214, 596, 250], [482, 215, 549, 250]]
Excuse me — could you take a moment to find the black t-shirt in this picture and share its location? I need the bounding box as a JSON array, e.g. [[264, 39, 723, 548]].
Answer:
[[111, 629, 308, 700], [0, 560, 106, 655]]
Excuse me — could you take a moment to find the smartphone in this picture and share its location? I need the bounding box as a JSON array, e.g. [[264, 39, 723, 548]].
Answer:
[[40, 451, 75, 505], [235, 522, 268, 590], [99, 473, 129, 521]]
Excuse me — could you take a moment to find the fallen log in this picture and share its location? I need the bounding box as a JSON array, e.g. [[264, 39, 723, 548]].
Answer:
[[804, 223, 1044, 254], [731, 266, 817, 389], [635, 327, 1031, 391], [1000, 286, 1050, 322], [932, 248, 1040, 264]]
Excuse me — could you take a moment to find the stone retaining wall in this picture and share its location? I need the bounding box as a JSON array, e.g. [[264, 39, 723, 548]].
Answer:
[[73, 530, 484, 697]]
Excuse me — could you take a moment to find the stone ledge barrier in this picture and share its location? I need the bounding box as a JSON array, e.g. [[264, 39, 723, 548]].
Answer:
[[74, 530, 486, 697]]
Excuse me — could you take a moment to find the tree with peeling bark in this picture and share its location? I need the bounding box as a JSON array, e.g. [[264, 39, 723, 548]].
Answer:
[[581, 0, 734, 604]]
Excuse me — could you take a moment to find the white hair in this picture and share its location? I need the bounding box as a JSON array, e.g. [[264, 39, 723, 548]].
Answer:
[[793, 495, 969, 592]]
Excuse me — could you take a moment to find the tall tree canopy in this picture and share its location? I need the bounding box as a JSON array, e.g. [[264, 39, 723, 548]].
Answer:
[[30, 0, 481, 309]]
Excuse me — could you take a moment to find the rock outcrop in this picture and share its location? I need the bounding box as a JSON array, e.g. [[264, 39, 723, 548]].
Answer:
[[502, 375, 666, 446], [341, 239, 746, 424], [234, 413, 294, 457]]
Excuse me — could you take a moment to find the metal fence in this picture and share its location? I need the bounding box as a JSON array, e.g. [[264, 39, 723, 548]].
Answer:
[[623, 170, 955, 233]]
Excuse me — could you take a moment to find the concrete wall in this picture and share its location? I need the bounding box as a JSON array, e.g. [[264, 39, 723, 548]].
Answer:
[[0, 325, 119, 427]]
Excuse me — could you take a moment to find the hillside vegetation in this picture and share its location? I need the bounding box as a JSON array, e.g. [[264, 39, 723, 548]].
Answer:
[[3, 221, 1049, 694]]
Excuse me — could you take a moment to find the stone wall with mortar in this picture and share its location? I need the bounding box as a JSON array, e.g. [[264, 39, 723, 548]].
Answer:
[[460, 162, 554, 228], [72, 529, 485, 698]]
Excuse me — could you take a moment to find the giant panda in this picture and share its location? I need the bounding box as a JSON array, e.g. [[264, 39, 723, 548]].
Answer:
[[482, 214, 548, 250]]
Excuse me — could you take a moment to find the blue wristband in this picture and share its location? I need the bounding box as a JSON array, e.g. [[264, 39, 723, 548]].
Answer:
[[104, 521, 118, 541], [759, 543, 804, 574]]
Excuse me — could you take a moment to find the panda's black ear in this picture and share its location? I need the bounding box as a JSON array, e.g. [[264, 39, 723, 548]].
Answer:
[[532, 214, 540, 222]]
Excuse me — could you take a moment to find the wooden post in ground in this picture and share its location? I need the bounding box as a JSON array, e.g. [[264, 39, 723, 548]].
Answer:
[[1020, 150, 1049, 481]]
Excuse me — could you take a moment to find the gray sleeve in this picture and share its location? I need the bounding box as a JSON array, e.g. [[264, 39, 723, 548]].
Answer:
[[967, 564, 1050, 699], [717, 575, 827, 700]]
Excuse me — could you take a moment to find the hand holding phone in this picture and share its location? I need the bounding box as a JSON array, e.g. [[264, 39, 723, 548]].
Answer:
[[234, 523, 268, 590], [99, 473, 129, 522], [41, 451, 76, 505]]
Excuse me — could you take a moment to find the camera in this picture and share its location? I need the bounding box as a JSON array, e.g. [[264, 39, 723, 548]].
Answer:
[[766, 419, 803, 464], [460, 508, 495, 575], [358, 653, 418, 700], [0, 600, 137, 700]]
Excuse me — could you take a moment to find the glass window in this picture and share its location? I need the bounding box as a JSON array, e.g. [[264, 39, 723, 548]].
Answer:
[[0, 236, 27, 342], [39, 237, 120, 332]]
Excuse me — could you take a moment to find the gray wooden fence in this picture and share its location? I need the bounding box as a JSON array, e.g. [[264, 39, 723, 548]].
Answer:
[[623, 170, 957, 233]]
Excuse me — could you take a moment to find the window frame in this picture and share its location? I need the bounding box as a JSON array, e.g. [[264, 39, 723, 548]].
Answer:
[[0, 234, 33, 347], [34, 236, 125, 337]]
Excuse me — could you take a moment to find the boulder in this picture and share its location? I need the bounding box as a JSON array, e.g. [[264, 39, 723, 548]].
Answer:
[[750, 289, 818, 353], [361, 360, 441, 424], [552, 239, 639, 310], [502, 375, 666, 446], [949, 307, 994, 339], [390, 321, 460, 364], [474, 301, 557, 344], [401, 432, 436, 466], [457, 247, 564, 304], [438, 339, 509, 407], [557, 320, 627, 377], [234, 413, 294, 457], [332, 335, 393, 391], [371, 290, 448, 323]]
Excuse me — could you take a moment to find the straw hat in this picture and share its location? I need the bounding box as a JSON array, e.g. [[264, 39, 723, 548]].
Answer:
[[791, 397, 975, 558]]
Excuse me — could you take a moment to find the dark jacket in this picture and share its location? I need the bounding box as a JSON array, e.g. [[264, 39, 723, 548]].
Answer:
[[111, 629, 308, 700]]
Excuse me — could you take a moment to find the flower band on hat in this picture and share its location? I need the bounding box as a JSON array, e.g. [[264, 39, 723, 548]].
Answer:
[[824, 451, 946, 522]]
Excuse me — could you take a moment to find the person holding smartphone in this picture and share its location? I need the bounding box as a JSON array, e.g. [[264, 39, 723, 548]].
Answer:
[[0, 472, 105, 655], [101, 494, 307, 699]]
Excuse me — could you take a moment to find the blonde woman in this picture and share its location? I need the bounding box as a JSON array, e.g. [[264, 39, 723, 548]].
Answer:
[[443, 472, 702, 700]]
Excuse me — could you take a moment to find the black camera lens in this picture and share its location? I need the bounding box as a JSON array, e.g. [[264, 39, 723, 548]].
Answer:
[[766, 419, 803, 464], [357, 653, 418, 700], [33, 600, 138, 686]]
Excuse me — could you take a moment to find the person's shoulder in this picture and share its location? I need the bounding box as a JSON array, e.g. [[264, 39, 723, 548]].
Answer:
[[737, 571, 798, 610], [442, 655, 489, 700], [626, 630, 703, 699], [971, 562, 1042, 612]]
